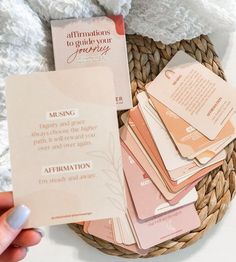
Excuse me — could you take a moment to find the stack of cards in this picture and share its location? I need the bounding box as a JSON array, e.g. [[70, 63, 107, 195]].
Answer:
[[78, 51, 236, 253]]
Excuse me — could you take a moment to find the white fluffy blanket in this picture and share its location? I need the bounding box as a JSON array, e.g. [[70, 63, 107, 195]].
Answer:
[[1, 0, 236, 191]]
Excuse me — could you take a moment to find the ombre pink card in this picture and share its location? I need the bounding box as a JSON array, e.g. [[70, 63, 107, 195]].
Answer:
[[126, 184, 201, 249], [51, 16, 132, 110], [6, 67, 126, 228], [121, 142, 197, 221]]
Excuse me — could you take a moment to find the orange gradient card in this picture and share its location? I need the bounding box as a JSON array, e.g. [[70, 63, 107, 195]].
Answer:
[[149, 94, 236, 160], [6, 67, 126, 228]]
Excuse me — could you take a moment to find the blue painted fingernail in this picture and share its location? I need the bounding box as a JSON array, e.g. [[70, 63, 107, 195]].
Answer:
[[34, 228, 45, 237], [7, 205, 31, 230]]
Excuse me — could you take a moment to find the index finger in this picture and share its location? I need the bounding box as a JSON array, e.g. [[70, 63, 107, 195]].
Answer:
[[0, 192, 13, 210]]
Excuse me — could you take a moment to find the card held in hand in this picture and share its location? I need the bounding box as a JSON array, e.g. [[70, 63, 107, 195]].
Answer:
[[6, 66, 126, 228]]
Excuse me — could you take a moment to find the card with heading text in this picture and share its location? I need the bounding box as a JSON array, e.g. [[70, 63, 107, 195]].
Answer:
[[5, 66, 126, 228], [149, 95, 236, 160], [146, 51, 236, 140], [51, 15, 132, 110]]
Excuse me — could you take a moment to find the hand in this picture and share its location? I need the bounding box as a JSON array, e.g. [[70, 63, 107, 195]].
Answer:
[[0, 192, 43, 262]]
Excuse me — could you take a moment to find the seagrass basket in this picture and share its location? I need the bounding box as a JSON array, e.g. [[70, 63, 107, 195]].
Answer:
[[69, 34, 236, 258]]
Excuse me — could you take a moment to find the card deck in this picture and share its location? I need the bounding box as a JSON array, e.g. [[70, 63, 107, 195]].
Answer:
[[121, 112, 223, 193], [120, 125, 204, 201], [87, 218, 148, 255], [126, 104, 224, 182], [117, 214, 136, 245], [112, 218, 123, 244]]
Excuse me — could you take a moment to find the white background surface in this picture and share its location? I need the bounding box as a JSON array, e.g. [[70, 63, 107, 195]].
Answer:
[[25, 32, 236, 262]]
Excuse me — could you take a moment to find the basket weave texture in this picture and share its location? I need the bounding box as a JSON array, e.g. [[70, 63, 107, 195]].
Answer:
[[69, 34, 236, 258]]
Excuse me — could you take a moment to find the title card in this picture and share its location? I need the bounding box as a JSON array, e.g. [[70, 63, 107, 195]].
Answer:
[[51, 16, 132, 110]]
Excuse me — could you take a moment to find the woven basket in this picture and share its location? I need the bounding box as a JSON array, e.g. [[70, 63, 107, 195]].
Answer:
[[69, 34, 236, 258]]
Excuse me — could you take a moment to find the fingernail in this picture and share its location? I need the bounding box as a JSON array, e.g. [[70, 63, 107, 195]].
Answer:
[[34, 228, 45, 238], [7, 205, 31, 230]]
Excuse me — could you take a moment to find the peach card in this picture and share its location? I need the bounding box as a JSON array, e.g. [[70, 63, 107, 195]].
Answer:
[[5, 67, 126, 228], [125, 182, 201, 250], [51, 16, 132, 110], [194, 136, 234, 164], [121, 142, 198, 220], [120, 125, 201, 202], [149, 95, 236, 159], [87, 218, 149, 255], [83, 222, 90, 234], [146, 51, 236, 140]]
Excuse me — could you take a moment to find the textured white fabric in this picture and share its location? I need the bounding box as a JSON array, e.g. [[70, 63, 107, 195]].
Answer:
[[126, 0, 236, 43], [1, 0, 236, 191]]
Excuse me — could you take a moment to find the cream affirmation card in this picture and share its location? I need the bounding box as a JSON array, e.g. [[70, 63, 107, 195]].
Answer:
[[6, 67, 126, 228]]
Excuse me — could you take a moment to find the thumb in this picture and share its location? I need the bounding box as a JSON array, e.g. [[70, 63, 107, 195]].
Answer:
[[0, 205, 30, 255]]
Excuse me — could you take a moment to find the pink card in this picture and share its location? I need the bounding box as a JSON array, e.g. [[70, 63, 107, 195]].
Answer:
[[121, 142, 198, 220], [51, 16, 132, 110], [6, 67, 126, 228], [126, 184, 201, 249], [87, 218, 148, 255]]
